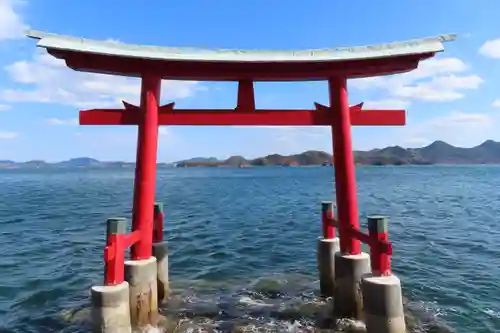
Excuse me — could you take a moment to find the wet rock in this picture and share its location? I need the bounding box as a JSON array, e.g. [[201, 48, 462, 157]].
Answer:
[[157, 314, 180, 332], [173, 317, 218, 332], [59, 307, 90, 324]]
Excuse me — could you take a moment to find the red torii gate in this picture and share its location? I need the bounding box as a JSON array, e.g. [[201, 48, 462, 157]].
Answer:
[[28, 30, 454, 261], [27, 31, 456, 331]]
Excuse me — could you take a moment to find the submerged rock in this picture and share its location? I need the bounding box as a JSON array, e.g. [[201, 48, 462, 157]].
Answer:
[[59, 307, 90, 324]]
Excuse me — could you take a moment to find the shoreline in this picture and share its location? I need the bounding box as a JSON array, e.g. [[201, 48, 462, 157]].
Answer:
[[3, 163, 500, 170]]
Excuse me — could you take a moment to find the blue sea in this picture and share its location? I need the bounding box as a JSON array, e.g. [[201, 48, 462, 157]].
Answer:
[[0, 166, 499, 332]]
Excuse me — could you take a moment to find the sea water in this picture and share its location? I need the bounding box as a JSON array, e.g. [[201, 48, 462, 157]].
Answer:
[[0, 166, 499, 332]]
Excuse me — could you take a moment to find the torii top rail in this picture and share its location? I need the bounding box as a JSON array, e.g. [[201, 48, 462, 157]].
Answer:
[[27, 30, 455, 261]]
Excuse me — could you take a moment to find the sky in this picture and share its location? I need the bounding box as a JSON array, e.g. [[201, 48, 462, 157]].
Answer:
[[0, 0, 500, 162]]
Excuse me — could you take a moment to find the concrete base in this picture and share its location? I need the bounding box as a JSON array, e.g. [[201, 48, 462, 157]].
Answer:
[[90, 282, 132, 333], [316, 237, 340, 297], [361, 274, 406, 333], [333, 252, 371, 319], [152, 241, 169, 303], [124, 257, 159, 329]]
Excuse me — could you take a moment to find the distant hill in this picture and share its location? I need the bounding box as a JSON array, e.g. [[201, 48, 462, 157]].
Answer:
[[355, 146, 428, 166], [222, 156, 250, 167], [0, 158, 174, 169], [415, 140, 500, 164], [4, 140, 500, 169], [0, 160, 16, 168], [247, 150, 332, 166], [355, 140, 500, 165], [176, 157, 219, 164], [57, 157, 101, 167], [175, 140, 500, 167]]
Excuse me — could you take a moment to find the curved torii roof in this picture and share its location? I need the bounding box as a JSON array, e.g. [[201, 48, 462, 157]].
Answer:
[[27, 30, 456, 81]]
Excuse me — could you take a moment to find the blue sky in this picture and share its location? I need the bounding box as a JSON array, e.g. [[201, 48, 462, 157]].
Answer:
[[0, 0, 500, 162]]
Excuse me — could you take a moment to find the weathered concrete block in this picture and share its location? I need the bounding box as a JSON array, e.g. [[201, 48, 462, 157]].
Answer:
[[317, 237, 340, 297], [361, 273, 406, 333], [91, 281, 131, 333], [334, 252, 370, 319], [124, 257, 158, 329], [152, 241, 169, 303]]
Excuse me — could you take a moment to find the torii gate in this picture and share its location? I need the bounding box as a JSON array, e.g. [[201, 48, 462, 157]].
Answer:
[[27, 31, 454, 333]]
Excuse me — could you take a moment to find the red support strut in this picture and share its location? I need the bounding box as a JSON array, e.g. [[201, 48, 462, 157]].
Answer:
[[131, 75, 162, 260], [367, 216, 392, 276], [321, 201, 336, 239], [104, 217, 127, 285], [236, 80, 255, 111], [153, 202, 164, 243], [329, 77, 361, 255]]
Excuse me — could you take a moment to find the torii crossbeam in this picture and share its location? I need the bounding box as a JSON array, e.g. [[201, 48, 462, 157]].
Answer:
[[79, 88, 405, 126]]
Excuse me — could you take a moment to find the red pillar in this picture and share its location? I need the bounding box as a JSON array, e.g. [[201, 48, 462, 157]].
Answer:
[[131, 74, 161, 260], [328, 77, 361, 255]]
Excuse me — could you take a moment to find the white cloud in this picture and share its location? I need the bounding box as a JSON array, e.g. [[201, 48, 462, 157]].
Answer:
[[479, 38, 500, 58], [234, 109, 497, 152], [57, 125, 171, 142], [253, 126, 330, 154], [363, 99, 410, 109], [0, 104, 11, 111], [0, 0, 27, 41], [159, 127, 169, 136], [392, 75, 483, 101], [350, 57, 482, 102], [349, 76, 384, 90], [1, 51, 204, 108], [405, 57, 468, 80], [493, 99, 500, 108], [236, 125, 329, 135], [402, 111, 494, 147], [0, 131, 18, 139], [46, 118, 78, 125], [432, 111, 491, 126], [71, 126, 178, 162], [73, 126, 172, 143]]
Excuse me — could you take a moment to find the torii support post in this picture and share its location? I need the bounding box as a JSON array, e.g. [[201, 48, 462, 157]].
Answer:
[[329, 77, 370, 319], [131, 74, 161, 261], [329, 77, 361, 255], [126, 74, 161, 329]]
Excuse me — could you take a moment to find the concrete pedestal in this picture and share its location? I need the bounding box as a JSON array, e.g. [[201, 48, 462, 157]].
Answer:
[[152, 241, 169, 303], [124, 257, 158, 328], [91, 282, 132, 333], [316, 237, 340, 297], [361, 274, 406, 333], [333, 252, 370, 319]]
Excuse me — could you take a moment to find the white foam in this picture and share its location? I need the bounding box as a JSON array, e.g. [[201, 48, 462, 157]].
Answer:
[[238, 296, 273, 307], [483, 308, 500, 318], [137, 325, 163, 333]]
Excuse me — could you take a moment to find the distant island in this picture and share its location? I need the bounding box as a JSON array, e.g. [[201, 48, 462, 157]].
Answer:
[[2, 140, 500, 169]]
